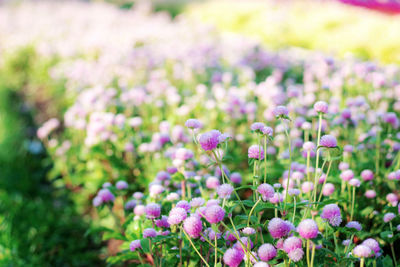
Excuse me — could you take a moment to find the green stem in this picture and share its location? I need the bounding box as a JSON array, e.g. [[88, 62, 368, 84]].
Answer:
[[306, 239, 310, 267], [247, 198, 261, 226], [360, 257, 365, 267], [264, 135, 268, 183], [316, 160, 332, 206], [292, 197, 297, 223], [214, 233, 217, 267], [283, 126, 292, 212], [181, 228, 210, 267], [350, 186, 355, 221]]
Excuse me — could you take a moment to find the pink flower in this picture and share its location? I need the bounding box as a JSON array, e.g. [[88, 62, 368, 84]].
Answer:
[[353, 245, 372, 258], [268, 218, 291, 239], [297, 219, 318, 239], [314, 101, 328, 113], [257, 183, 275, 201], [145, 203, 161, 219], [217, 184, 234, 199], [248, 145, 264, 160], [223, 248, 244, 267], [361, 169, 374, 181], [204, 205, 225, 224], [183, 216, 202, 238], [167, 207, 187, 225], [258, 243, 277, 261], [319, 135, 337, 148], [273, 106, 289, 117], [199, 130, 221, 151], [321, 204, 342, 226]]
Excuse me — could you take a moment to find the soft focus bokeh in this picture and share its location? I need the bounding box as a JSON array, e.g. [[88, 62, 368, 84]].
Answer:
[[0, 0, 399, 266]]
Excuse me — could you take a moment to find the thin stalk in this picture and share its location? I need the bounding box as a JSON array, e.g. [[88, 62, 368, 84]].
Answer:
[[350, 186, 355, 221], [316, 160, 333, 206], [181, 228, 210, 267], [283, 127, 292, 212], [247, 198, 261, 226], [306, 239, 310, 267], [292, 197, 297, 223], [214, 234, 217, 267], [310, 244, 316, 267], [264, 135, 268, 183]]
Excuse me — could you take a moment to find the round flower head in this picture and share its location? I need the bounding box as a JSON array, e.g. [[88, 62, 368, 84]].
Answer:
[[145, 203, 161, 219], [321, 204, 342, 226], [230, 172, 242, 184], [269, 193, 283, 204], [268, 218, 291, 239], [340, 170, 354, 182], [92, 196, 102, 207], [143, 228, 157, 238], [322, 183, 335, 196], [319, 135, 337, 148], [134, 204, 145, 216], [262, 126, 273, 136], [365, 190, 376, 198], [383, 212, 396, 223], [133, 192, 144, 200], [386, 193, 398, 206], [362, 238, 380, 256], [233, 237, 253, 252], [251, 122, 265, 132], [98, 189, 115, 203], [217, 184, 234, 199], [102, 182, 112, 188], [253, 262, 270, 267], [116, 180, 128, 190], [283, 236, 302, 254], [183, 216, 202, 238], [155, 216, 170, 228], [223, 248, 244, 267], [349, 178, 361, 187], [206, 176, 220, 189], [176, 200, 191, 211], [190, 197, 205, 208], [257, 183, 275, 201], [167, 207, 187, 225], [204, 205, 225, 224], [149, 184, 164, 196], [130, 240, 141, 252], [353, 245, 372, 258], [361, 169, 374, 181], [199, 130, 221, 151], [302, 141, 316, 152], [206, 199, 221, 207], [338, 162, 349, 171], [242, 227, 256, 235], [314, 101, 328, 113], [185, 119, 202, 129], [224, 230, 238, 242], [301, 181, 314, 194], [248, 145, 264, 160], [273, 105, 289, 117], [342, 239, 351, 246], [346, 221, 362, 231], [297, 219, 318, 239], [288, 248, 304, 262], [258, 243, 277, 261]]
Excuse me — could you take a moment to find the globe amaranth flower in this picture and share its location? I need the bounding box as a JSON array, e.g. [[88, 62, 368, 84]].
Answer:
[[365, 190, 376, 199], [268, 218, 291, 239], [253, 262, 270, 267], [134, 204, 145, 216], [251, 122, 265, 132], [233, 237, 253, 252], [242, 227, 256, 235], [283, 236, 302, 253], [288, 248, 304, 262], [345, 221, 362, 231], [386, 193, 398, 206], [273, 105, 289, 118], [321, 204, 342, 226], [155, 216, 170, 228], [361, 169, 374, 181], [92, 196, 102, 207], [297, 219, 318, 239], [143, 228, 157, 238], [349, 178, 361, 187], [116, 180, 128, 190], [340, 170, 354, 182], [145, 203, 161, 219], [130, 240, 141, 252], [353, 245, 372, 258], [262, 126, 273, 136], [133, 192, 144, 199], [167, 207, 187, 225], [319, 135, 337, 148], [176, 200, 191, 211], [206, 176, 220, 189], [217, 184, 234, 199], [248, 145, 264, 160], [314, 101, 328, 114], [223, 248, 244, 267], [199, 130, 221, 151], [258, 243, 277, 261], [257, 183, 275, 201], [361, 238, 380, 256], [98, 189, 115, 203], [301, 181, 314, 194], [322, 183, 335, 196], [183, 215, 203, 238], [190, 197, 205, 208], [302, 141, 316, 152], [204, 205, 225, 224], [185, 119, 202, 129], [230, 172, 242, 184], [383, 212, 396, 223], [224, 230, 238, 242]]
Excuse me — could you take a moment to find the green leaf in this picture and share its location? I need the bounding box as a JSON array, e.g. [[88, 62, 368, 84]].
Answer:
[[171, 172, 185, 182], [103, 231, 128, 241], [140, 238, 150, 253]]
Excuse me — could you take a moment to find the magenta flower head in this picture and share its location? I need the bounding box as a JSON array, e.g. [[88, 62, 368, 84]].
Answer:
[[322, 183, 335, 196], [273, 105, 289, 118], [361, 238, 380, 256], [383, 212, 396, 223], [361, 169, 374, 181], [204, 205, 225, 224], [288, 248, 304, 262], [319, 135, 337, 148], [353, 245, 372, 258], [346, 221, 362, 231], [176, 200, 191, 211], [185, 119, 202, 129], [297, 219, 318, 239], [302, 141, 316, 152], [386, 193, 398, 206], [301, 181, 314, 194], [130, 240, 141, 252], [116, 180, 128, 190], [268, 218, 291, 239], [143, 228, 157, 238], [199, 130, 221, 151], [183, 215, 203, 238], [258, 243, 277, 261], [167, 207, 187, 225], [321, 204, 342, 226], [98, 189, 115, 203], [283, 236, 302, 253], [340, 169, 354, 182], [224, 230, 238, 242], [257, 183, 275, 201], [145, 203, 161, 219], [314, 101, 328, 114], [223, 248, 244, 267], [206, 176, 220, 189], [155, 216, 170, 228], [349, 178, 361, 187], [217, 184, 234, 199], [93, 196, 102, 207], [365, 190, 376, 199], [253, 262, 269, 267], [133, 192, 144, 200], [262, 126, 273, 136], [190, 197, 205, 208], [230, 172, 242, 184], [248, 145, 264, 160], [251, 122, 266, 133], [233, 237, 254, 252], [242, 227, 256, 235]]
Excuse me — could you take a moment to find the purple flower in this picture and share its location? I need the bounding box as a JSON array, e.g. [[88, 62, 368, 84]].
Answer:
[[167, 207, 187, 225], [204, 205, 225, 224], [268, 218, 291, 239], [143, 228, 157, 238], [314, 101, 328, 114], [248, 145, 264, 160], [288, 248, 304, 262], [297, 219, 318, 239], [134, 205, 145, 216], [199, 130, 221, 151], [223, 248, 244, 267], [262, 126, 273, 136], [145, 203, 161, 219], [217, 184, 234, 199], [129, 240, 141, 252], [116, 180, 128, 190], [155, 216, 170, 228], [349, 178, 361, 187], [98, 189, 115, 203], [302, 141, 316, 152], [258, 243, 277, 261], [361, 169, 374, 181], [353, 245, 372, 258], [322, 183, 335, 196], [185, 119, 202, 129], [346, 221, 362, 231], [273, 106, 289, 117], [283, 236, 302, 253], [176, 200, 191, 211], [321, 204, 342, 226], [206, 176, 220, 189], [251, 122, 265, 132], [230, 172, 242, 184], [319, 135, 337, 148], [183, 216, 203, 238], [133, 192, 144, 199], [362, 238, 380, 256], [233, 237, 253, 252], [257, 183, 275, 201], [365, 190, 376, 199], [92, 196, 102, 207], [190, 197, 205, 208], [383, 212, 396, 223], [340, 170, 354, 181], [242, 227, 256, 235]]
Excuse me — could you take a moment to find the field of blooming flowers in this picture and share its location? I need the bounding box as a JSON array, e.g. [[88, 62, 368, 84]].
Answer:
[[1, 1, 400, 266]]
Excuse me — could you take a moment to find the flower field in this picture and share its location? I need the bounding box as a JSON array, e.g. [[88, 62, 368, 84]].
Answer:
[[1, 1, 399, 266]]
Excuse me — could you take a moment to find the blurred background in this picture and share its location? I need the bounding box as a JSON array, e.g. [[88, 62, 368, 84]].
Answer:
[[0, 0, 399, 265]]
